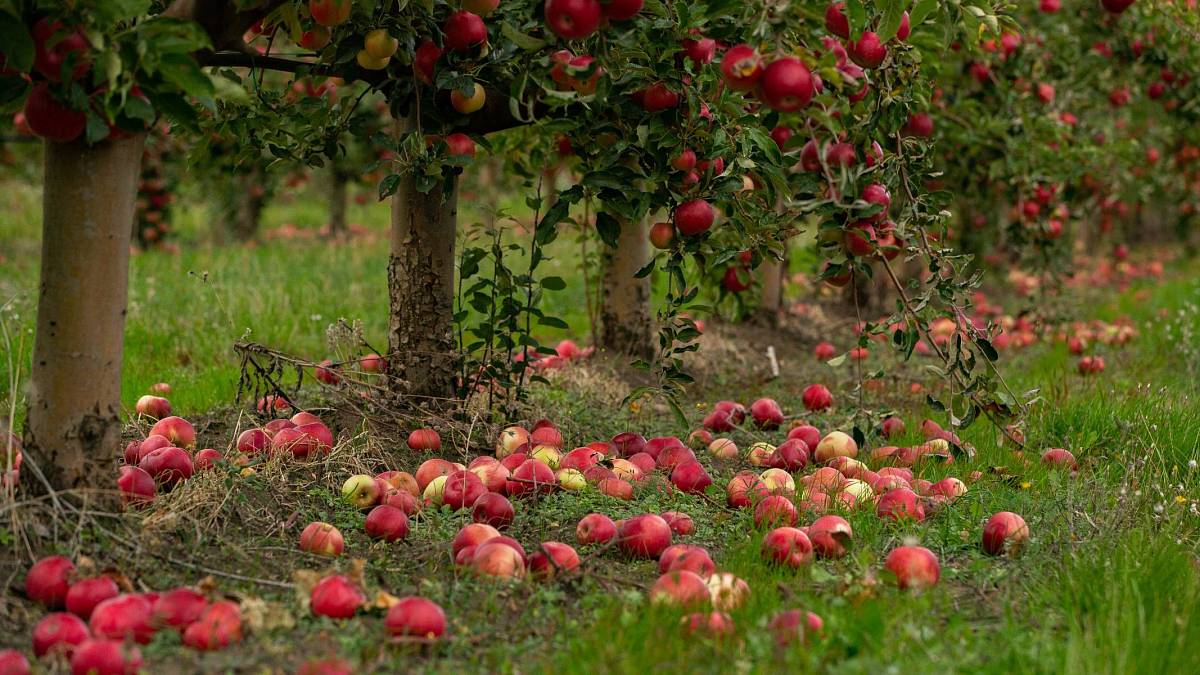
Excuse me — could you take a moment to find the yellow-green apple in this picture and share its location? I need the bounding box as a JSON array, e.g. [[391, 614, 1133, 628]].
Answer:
[[341, 475, 380, 509]]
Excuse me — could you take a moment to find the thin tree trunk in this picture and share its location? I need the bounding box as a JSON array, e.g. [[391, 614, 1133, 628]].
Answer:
[[328, 171, 347, 239], [757, 245, 787, 326], [600, 218, 654, 360], [234, 170, 266, 241], [386, 172, 460, 401], [24, 134, 145, 493]]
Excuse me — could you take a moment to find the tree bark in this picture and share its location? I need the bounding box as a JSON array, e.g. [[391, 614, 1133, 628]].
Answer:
[[600, 219, 654, 360], [757, 245, 787, 326], [386, 172, 460, 402], [229, 166, 266, 241], [24, 134, 145, 493], [328, 171, 347, 239]]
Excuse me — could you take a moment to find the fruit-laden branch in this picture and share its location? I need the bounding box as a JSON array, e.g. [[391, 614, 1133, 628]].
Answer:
[[197, 51, 536, 136]]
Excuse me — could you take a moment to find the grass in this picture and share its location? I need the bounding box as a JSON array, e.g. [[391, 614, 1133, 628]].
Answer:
[[2, 166, 1200, 672]]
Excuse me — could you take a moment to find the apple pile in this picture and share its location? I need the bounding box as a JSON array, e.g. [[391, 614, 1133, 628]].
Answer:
[[117, 409, 337, 507], [13, 555, 245, 670]]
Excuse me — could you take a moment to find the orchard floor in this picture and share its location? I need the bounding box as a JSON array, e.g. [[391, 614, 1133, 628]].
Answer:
[[3, 174, 1200, 672]]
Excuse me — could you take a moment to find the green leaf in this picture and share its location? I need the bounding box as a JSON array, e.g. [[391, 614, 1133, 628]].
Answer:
[[91, 0, 152, 22], [977, 338, 999, 362], [540, 276, 566, 291], [878, 0, 907, 41], [826, 354, 848, 367], [157, 53, 214, 97], [501, 22, 547, 51], [0, 77, 29, 114], [538, 316, 569, 329], [378, 174, 401, 200], [0, 14, 34, 72], [595, 212, 621, 248], [84, 112, 110, 145], [910, 0, 939, 26], [845, 0, 867, 39]]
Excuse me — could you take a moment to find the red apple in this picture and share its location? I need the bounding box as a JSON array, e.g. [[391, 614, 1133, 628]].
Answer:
[[443, 10, 487, 52], [528, 541, 580, 579], [193, 448, 222, 471], [149, 416, 195, 448], [365, 505, 410, 542], [802, 384, 833, 411], [181, 600, 242, 651], [848, 31, 887, 68], [545, 0, 602, 39], [89, 594, 154, 643], [768, 609, 823, 646], [385, 596, 446, 640], [759, 57, 813, 112], [471, 492, 515, 529], [808, 514, 852, 558], [617, 514, 672, 558], [1041, 448, 1078, 471], [650, 570, 710, 606], [407, 428, 441, 452], [576, 513, 617, 545], [982, 511, 1029, 556], [32, 19, 91, 83], [506, 459, 556, 497], [749, 398, 784, 429], [472, 541, 526, 579], [135, 395, 171, 419], [903, 112, 934, 138], [788, 424, 821, 449], [721, 44, 763, 91], [881, 417, 905, 439], [661, 511, 694, 536], [138, 447, 193, 488], [659, 544, 715, 577], [884, 546, 940, 589], [443, 470, 487, 510], [754, 495, 797, 527], [153, 588, 209, 630], [70, 640, 142, 675], [824, 3, 850, 38], [117, 465, 156, 506], [670, 460, 713, 494], [236, 428, 269, 455], [309, 0, 352, 26], [674, 199, 714, 236], [33, 612, 89, 657], [25, 556, 75, 608], [876, 488, 925, 522], [66, 577, 120, 620], [310, 575, 363, 618], [761, 527, 813, 568]]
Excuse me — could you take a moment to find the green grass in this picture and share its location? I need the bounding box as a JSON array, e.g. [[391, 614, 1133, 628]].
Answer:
[[3, 166, 1200, 672]]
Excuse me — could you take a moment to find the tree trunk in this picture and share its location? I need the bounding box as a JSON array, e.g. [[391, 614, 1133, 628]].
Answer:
[[328, 171, 347, 239], [757, 246, 787, 326], [24, 134, 145, 493], [600, 219, 654, 360], [386, 172, 460, 402], [233, 170, 266, 241]]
